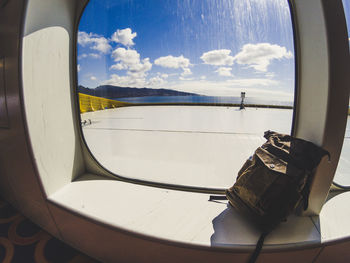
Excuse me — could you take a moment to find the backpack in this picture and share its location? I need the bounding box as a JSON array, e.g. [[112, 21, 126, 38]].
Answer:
[[211, 130, 330, 263]]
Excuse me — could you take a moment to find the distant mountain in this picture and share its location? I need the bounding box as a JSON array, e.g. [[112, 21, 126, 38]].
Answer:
[[78, 85, 199, 99]]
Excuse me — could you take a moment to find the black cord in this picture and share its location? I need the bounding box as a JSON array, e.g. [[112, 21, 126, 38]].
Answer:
[[248, 231, 269, 263]]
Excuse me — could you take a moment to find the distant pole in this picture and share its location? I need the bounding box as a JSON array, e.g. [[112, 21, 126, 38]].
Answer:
[[240, 92, 246, 110]]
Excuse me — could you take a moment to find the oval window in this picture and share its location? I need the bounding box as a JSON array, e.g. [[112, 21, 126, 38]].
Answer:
[[77, 0, 295, 189]]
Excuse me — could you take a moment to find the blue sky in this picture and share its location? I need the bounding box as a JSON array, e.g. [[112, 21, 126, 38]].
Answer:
[[78, 0, 299, 100]]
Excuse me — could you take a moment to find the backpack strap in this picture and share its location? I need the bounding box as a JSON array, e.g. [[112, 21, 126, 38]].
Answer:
[[248, 231, 270, 263], [208, 195, 227, 201], [209, 194, 270, 263]]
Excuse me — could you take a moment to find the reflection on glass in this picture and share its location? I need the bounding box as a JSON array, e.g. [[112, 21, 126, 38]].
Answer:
[[77, 0, 295, 188]]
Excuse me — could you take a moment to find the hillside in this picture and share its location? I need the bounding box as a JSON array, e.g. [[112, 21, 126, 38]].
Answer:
[[78, 85, 199, 99]]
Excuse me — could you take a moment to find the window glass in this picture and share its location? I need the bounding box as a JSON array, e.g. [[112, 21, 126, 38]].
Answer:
[[333, 0, 350, 188], [77, 0, 295, 189]]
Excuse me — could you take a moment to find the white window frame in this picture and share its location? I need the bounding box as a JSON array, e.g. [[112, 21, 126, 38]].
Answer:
[[21, 0, 350, 216]]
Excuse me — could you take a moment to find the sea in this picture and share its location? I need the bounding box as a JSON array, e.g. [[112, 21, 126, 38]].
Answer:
[[115, 95, 293, 107]]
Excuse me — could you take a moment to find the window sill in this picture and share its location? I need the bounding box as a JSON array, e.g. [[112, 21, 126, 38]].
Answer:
[[47, 174, 350, 251]]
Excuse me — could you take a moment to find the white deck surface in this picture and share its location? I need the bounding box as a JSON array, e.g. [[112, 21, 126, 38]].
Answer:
[[82, 106, 293, 189]]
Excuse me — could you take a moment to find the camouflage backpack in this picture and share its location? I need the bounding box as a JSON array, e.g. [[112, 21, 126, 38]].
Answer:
[[212, 130, 330, 263]]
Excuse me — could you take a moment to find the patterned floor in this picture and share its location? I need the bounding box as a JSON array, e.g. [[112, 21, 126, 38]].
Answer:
[[0, 197, 99, 263]]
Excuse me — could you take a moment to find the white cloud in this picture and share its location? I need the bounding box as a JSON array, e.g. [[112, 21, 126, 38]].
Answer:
[[78, 31, 112, 54], [112, 48, 141, 67], [234, 43, 293, 72], [225, 78, 278, 87], [110, 63, 127, 70], [215, 67, 233, 77], [154, 55, 192, 78], [200, 76, 206, 80], [78, 54, 88, 59], [154, 55, 190, 69], [77, 64, 81, 72], [200, 49, 234, 66], [129, 58, 152, 77], [265, 72, 275, 78], [111, 48, 152, 77], [181, 68, 192, 77], [90, 76, 97, 81], [104, 73, 167, 89], [78, 31, 93, 46], [179, 76, 194, 81], [89, 53, 101, 59], [108, 47, 153, 87], [78, 53, 101, 60], [163, 78, 292, 101], [111, 28, 137, 47], [104, 74, 146, 88], [161, 73, 169, 79], [104, 74, 168, 89], [91, 38, 111, 53], [147, 76, 166, 87]]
